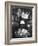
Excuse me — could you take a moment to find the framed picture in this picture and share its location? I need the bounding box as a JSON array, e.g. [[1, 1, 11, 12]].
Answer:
[[5, 2, 37, 44]]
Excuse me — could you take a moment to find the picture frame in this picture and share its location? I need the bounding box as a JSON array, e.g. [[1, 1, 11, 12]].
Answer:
[[5, 1, 37, 45]]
